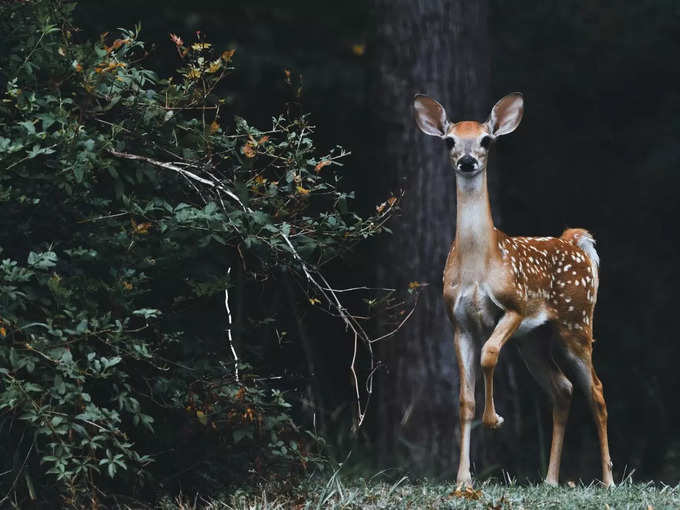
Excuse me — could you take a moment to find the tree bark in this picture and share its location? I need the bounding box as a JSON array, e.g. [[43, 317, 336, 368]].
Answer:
[[369, 0, 518, 476]]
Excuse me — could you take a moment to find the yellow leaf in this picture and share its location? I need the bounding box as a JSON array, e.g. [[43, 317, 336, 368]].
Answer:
[[309, 298, 321, 305], [0, 327, 6, 337], [387, 196, 397, 207], [185, 67, 202, 79], [241, 142, 256, 158], [191, 42, 212, 51], [58, 47, 66, 57], [196, 410, 208, 425], [209, 120, 220, 133], [296, 185, 310, 195], [351, 43, 366, 56], [130, 218, 152, 234], [254, 175, 267, 185], [314, 160, 331, 173], [408, 281, 421, 289], [450, 487, 482, 500], [207, 59, 222, 73], [221, 49, 236, 62], [122, 281, 133, 291]]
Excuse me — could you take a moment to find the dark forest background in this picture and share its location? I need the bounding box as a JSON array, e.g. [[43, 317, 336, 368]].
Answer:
[[2, 0, 678, 501], [76, 0, 680, 482]]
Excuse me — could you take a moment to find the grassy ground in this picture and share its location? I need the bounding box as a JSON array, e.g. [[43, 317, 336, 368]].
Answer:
[[160, 478, 680, 509]]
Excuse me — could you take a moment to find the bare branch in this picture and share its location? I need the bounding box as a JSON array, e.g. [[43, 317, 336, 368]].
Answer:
[[106, 149, 251, 212], [224, 267, 239, 383]]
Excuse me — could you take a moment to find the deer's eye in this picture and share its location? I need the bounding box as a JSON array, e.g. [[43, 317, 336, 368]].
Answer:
[[480, 136, 492, 149], [445, 138, 455, 150]]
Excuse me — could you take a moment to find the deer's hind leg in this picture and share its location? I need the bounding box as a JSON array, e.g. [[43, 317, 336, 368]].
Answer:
[[557, 328, 614, 487], [517, 332, 573, 486]]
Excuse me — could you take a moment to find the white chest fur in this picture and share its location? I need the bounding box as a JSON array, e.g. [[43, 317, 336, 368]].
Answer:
[[451, 281, 549, 338], [452, 282, 502, 335]]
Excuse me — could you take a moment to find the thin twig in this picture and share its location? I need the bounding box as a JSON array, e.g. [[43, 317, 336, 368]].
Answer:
[[320, 285, 396, 293], [224, 267, 239, 383], [280, 231, 373, 426], [0, 440, 34, 506]]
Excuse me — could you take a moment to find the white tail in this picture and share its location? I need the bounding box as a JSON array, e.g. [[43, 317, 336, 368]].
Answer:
[[414, 93, 614, 488]]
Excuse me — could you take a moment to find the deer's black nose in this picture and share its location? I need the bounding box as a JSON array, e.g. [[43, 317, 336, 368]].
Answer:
[[457, 155, 478, 172]]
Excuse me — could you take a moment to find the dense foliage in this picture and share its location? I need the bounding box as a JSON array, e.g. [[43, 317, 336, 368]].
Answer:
[[0, 0, 393, 506]]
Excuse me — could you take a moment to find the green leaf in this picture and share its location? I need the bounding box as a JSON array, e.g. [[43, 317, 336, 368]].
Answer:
[[27, 250, 57, 269], [132, 308, 161, 319]]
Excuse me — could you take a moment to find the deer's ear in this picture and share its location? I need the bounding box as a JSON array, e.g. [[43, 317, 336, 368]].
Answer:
[[487, 93, 524, 137], [413, 94, 449, 137]]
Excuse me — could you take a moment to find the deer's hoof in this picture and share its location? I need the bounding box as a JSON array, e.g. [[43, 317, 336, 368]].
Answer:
[[456, 475, 473, 489], [543, 478, 559, 487], [482, 412, 504, 429]]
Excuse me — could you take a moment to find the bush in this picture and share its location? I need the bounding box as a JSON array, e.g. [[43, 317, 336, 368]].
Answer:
[[0, 0, 393, 506]]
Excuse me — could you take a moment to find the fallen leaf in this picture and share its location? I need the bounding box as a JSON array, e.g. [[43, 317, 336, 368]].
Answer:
[[449, 487, 482, 500], [209, 120, 220, 133], [0, 327, 6, 337]]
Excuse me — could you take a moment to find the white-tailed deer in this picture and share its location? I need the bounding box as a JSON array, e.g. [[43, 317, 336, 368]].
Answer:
[[413, 93, 614, 488]]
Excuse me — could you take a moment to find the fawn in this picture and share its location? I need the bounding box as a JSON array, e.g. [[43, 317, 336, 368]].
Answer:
[[413, 92, 614, 487]]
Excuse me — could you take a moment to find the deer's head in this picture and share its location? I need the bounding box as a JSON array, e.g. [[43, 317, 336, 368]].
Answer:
[[413, 93, 524, 177]]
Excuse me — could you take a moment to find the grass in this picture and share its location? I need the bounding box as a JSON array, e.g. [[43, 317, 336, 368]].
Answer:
[[160, 477, 680, 510]]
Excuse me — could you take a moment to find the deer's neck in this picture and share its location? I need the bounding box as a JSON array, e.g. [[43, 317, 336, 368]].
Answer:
[[454, 171, 497, 278]]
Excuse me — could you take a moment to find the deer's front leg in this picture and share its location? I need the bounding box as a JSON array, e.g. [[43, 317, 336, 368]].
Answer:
[[454, 327, 477, 488], [480, 311, 523, 428]]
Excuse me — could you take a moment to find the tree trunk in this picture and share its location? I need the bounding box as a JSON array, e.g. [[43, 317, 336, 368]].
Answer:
[[369, 0, 520, 476]]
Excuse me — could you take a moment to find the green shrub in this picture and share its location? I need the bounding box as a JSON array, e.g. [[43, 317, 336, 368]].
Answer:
[[0, 0, 392, 506]]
